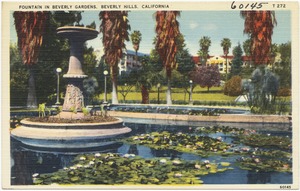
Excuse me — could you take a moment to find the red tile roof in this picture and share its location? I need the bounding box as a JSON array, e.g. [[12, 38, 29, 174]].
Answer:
[[191, 55, 214, 64]]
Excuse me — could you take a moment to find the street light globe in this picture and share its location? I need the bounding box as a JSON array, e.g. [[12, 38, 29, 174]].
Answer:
[[157, 83, 161, 88], [103, 70, 108, 75], [56, 68, 62, 73], [189, 80, 193, 84]]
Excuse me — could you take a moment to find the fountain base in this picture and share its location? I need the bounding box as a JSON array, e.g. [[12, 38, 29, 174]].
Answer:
[[10, 118, 131, 149]]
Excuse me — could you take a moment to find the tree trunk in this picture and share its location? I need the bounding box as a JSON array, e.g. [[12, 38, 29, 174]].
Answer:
[[27, 66, 37, 108], [135, 50, 138, 64], [111, 79, 119, 104], [225, 54, 228, 80], [111, 65, 119, 104], [166, 78, 172, 105], [141, 85, 149, 104]]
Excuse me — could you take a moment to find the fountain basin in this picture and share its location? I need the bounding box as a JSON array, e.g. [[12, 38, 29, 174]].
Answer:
[[10, 118, 131, 149], [56, 26, 98, 41]]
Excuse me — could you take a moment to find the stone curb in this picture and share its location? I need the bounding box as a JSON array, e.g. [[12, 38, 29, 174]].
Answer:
[[108, 111, 290, 124]]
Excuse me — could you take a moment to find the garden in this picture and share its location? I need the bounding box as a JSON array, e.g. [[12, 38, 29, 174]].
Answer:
[[8, 8, 294, 188]]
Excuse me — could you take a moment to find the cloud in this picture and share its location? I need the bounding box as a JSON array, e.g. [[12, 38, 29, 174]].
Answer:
[[189, 21, 199, 29], [201, 23, 218, 31]]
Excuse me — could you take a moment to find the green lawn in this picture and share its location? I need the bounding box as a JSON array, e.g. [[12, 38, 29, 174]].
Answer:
[[97, 86, 236, 103], [94, 85, 290, 106]]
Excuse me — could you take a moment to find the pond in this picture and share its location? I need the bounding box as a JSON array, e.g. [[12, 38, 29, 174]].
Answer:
[[10, 122, 293, 186]]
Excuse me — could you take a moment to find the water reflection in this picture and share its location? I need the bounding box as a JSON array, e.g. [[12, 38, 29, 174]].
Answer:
[[150, 148, 181, 159], [247, 171, 271, 184], [10, 139, 124, 185], [11, 151, 33, 185], [128, 144, 139, 155]]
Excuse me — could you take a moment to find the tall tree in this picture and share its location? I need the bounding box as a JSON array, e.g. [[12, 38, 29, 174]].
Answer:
[[10, 43, 28, 106], [241, 11, 278, 114], [176, 48, 196, 101], [99, 11, 130, 104], [13, 11, 48, 108], [198, 36, 211, 66], [130, 30, 149, 103], [241, 11, 277, 65], [132, 56, 161, 104], [242, 38, 252, 67], [155, 11, 181, 105], [52, 11, 83, 26], [230, 43, 243, 77], [275, 42, 291, 88], [243, 39, 251, 56], [220, 38, 231, 78], [130, 30, 142, 60]]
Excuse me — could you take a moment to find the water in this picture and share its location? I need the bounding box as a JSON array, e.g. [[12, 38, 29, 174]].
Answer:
[[10, 123, 293, 185], [108, 104, 249, 114]]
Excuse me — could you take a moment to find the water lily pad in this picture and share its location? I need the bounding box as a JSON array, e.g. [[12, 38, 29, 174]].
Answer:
[[124, 131, 233, 157], [34, 153, 232, 185], [70, 176, 79, 182], [220, 162, 231, 167]]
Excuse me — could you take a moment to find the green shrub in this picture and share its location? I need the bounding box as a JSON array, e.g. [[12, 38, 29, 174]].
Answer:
[[224, 76, 242, 96]]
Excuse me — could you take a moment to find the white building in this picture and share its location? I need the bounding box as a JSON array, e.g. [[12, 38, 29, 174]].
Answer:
[[118, 50, 148, 74]]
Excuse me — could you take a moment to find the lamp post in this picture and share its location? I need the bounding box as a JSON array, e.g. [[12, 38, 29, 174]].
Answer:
[[124, 83, 127, 102], [189, 80, 193, 105], [103, 70, 108, 104], [157, 83, 161, 104], [55, 68, 62, 105]]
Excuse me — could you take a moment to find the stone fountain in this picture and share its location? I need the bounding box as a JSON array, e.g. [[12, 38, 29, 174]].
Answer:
[[57, 26, 94, 118], [11, 26, 131, 149]]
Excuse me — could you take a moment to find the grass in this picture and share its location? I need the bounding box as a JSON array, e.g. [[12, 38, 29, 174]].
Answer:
[[100, 86, 236, 103], [10, 86, 291, 111]]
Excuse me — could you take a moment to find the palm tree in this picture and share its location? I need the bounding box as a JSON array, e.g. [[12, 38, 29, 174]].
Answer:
[[130, 31, 151, 104], [220, 38, 231, 79], [130, 30, 149, 103], [130, 30, 142, 61], [155, 11, 181, 105], [136, 58, 159, 104], [13, 11, 48, 108], [198, 36, 211, 66], [243, 39, 251, 57], [241, 11, 277, 65], [242, 39, 252, 67], [99, 11, 130, 104], [241, 11, 277, 113]]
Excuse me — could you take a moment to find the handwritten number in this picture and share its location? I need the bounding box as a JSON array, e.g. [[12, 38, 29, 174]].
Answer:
[[231, 1, 268, 10], [231, 1, 237, 9]]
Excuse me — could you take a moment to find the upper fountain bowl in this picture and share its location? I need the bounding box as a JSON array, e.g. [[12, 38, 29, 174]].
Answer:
[[57, 26, 98, 41]]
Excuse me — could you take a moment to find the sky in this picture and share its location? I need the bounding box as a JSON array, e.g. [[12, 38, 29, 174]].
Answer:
[[10, 10, 291, 56]]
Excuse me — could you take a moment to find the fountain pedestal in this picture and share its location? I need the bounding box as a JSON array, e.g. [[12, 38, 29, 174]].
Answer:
[[56, 26, 98, 117]]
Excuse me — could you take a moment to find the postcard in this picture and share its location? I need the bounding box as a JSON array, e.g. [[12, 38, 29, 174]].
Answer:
[[1, 1, 299, 190]]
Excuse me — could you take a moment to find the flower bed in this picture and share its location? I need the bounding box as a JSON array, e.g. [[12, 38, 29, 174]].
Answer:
[[27, 115, 118, 123]]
